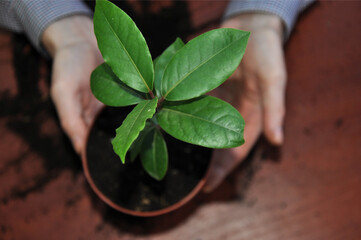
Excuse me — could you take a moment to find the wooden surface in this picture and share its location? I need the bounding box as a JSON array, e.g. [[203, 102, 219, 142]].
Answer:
[[1, 1, 360, 239]]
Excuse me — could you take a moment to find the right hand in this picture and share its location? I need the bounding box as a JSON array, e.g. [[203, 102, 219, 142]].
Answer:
[[205, 13, 287, 192]]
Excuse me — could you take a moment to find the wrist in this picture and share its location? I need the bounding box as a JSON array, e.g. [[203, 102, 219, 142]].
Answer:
[[42, 15, 96, 57], [222, 13, 284, 39]]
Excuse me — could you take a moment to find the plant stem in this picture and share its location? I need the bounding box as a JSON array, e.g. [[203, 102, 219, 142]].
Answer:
[[157, 96, 165, 109], [149, 90, 155, 99]]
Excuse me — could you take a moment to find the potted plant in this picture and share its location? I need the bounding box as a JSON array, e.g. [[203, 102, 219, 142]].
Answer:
[[82, 0, 249, 217]]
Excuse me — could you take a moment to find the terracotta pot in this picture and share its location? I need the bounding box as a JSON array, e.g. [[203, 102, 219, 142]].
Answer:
[[81, 106, 211, 217]]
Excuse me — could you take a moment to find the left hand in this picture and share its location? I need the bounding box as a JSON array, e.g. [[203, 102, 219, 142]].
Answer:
[[42, 15, 104, 154]]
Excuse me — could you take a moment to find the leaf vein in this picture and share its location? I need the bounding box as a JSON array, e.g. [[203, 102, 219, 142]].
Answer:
[[162, 108, 240, 134], [120, 101, 153, 148], [101, 7, 150, 92], [164, 37, 243, 98]]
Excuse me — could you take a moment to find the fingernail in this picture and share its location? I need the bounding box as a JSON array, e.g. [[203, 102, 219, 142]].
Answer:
[[274, 128, 283, 144], [73, 135, 84, 155]]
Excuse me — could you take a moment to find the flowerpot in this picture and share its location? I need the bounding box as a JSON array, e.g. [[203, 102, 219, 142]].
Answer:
[[81, 106, 211, 217]]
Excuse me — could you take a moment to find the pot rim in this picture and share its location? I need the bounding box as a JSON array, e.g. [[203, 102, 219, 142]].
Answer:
[[81, 106, 211, 217]]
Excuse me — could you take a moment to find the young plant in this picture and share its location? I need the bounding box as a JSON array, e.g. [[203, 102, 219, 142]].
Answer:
[[91, 0, 249, 180]]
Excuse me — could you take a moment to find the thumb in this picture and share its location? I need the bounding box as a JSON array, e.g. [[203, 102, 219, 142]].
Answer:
[[204, 103, 262, 193], [203, 148, 242, 193]]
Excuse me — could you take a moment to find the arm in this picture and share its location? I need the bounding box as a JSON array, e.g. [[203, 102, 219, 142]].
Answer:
[[204, 0, 314, 192]]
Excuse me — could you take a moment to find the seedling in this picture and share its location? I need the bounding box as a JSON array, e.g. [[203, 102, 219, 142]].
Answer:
[[91, 0, 249, 180]]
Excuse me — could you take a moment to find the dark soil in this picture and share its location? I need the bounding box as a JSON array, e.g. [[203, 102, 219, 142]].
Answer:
[[86, 106, 211, 212]]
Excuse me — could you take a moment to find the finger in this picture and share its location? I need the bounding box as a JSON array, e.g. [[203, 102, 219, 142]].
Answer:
[[262, 74, 286, 145], [83, 94, 104, 126], [259, 47, 287, 146], [51, 84, 87, 154]]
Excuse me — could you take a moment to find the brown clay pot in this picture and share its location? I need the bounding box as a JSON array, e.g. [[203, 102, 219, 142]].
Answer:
[[81, 106, 211, 217]]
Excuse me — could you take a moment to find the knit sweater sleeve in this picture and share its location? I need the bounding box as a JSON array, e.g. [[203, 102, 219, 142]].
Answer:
[[0, 0, 92, 53], [224, 0, 315, 39]]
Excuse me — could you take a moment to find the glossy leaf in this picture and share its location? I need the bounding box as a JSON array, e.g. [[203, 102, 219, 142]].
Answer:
[[129, 122, 154, 162], [91, 63, 145, 106], [157, 95, 245, 148], [94, 0, 154, 93], [161, 28, 250, 101], [154, 38, 184, 97], [141, 128, 168, 180], [112, 98, 158, 163]]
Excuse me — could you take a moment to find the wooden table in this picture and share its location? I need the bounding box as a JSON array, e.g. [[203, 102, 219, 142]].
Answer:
[[0, 1, 360, 239]]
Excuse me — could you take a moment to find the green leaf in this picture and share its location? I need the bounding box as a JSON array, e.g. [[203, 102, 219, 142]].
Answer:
[[161, 29, 250, 101], [91, 63, 146, 106], [112, 98, 158, 163], [129, 122, 154, 162], [94, 0, 154, 93], [141, 128, 168, 180], [157, 95, 245, 148], [154, 38, 184, 97]]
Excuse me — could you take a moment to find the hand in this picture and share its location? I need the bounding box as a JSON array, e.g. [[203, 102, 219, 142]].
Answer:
[[42, 16, 104, 154], [204, 13, 287, 192]]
